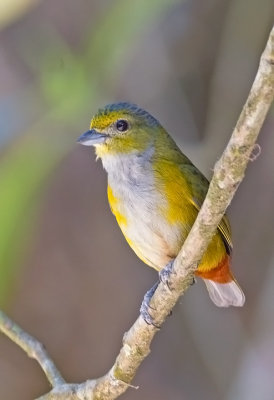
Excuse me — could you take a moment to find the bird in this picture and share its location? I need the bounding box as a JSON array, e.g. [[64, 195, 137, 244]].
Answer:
[[77, 102, 245, 312]]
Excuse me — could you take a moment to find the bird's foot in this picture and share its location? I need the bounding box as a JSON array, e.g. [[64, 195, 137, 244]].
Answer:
[[159, 260, 175, 290], [140, 282, 160, 327]]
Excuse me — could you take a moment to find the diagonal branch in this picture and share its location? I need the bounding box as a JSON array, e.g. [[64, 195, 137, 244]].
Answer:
[[0, 25, 273, 400], [0, 311, 65, 387]]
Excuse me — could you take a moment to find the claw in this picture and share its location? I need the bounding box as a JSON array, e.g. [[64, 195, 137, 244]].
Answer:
[[190, 277, 196, 286], [140, 282, 160, 327], [159, 260, 174, 289]]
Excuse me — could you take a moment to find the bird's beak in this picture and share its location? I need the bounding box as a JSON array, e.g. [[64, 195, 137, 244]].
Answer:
[[77, 129, 108, 146]]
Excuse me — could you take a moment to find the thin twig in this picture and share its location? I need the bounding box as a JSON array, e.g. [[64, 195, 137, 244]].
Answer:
[[0, 311, 65, 387], [0, 25, 273, 400]]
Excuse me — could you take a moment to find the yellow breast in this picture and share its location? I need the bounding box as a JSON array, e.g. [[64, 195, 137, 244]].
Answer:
[[107, 185, 127, 227]]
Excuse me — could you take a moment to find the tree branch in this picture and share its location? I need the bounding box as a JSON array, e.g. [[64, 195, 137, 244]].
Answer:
[[1, 25, 273, 400], [0, 311, 65, 387]]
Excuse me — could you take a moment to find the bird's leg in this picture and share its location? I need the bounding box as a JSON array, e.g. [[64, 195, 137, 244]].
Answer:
[[140, 282, 160, 327], [160, 261, 196, 289], [141, 261, 179, 326], [159, 260, 175, 289]]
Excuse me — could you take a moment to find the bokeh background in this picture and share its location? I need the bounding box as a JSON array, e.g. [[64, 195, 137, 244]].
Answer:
[[0, 1, 274, 399]]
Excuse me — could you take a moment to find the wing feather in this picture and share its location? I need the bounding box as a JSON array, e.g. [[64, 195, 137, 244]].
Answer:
[[180, 164, 233, 254]]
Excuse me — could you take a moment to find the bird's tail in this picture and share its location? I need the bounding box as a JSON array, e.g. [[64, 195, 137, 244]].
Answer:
[[195, 255, 245, 307], [203, 278, 245, 307]]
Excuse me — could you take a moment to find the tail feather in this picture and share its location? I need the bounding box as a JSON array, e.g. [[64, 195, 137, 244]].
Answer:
[[204, 279, 245, 307]]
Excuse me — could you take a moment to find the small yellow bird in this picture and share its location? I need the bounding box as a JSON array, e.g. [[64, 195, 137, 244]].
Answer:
[[78, 102, 245, 310]]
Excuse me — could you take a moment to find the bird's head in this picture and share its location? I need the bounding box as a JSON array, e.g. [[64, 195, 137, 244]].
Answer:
[[77, 102, 163, 158]]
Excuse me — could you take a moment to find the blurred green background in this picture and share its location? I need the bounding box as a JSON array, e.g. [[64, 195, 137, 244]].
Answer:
[[0, 1, 274, 399]]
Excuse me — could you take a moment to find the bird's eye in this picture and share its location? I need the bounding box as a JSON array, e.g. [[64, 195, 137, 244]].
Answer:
[[116, 120, 129, 132]]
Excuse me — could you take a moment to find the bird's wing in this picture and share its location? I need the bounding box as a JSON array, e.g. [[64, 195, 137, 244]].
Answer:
[[180, 164, 233, 254]]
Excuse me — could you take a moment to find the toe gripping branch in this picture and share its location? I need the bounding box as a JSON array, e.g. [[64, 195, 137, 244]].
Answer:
[[140, 261, 175, 327], [159, 260, 174, 288], [140, 282, 159, 327]]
